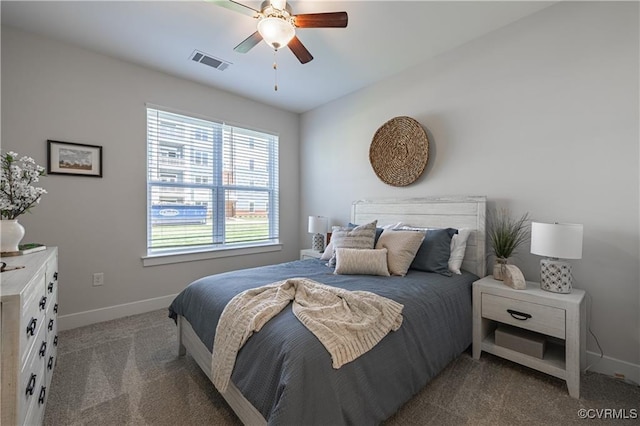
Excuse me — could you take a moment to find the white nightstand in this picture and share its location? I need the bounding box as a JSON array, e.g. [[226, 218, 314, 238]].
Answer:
[[472, 276, 586, 398], [300, 249, 323, 260]]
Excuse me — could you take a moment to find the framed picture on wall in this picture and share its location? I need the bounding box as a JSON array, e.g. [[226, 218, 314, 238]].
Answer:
[[47, 140, 103, 177]]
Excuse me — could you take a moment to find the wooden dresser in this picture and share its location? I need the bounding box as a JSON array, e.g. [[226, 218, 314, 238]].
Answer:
[[1, 247, 59, 425]]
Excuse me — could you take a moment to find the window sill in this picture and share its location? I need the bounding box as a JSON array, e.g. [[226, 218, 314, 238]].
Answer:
[[142, 243, 283, 267]]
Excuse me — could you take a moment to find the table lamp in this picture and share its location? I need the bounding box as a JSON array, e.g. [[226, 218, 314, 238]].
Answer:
[[308, 216, 328, 252], [530, 222, 583, 293]]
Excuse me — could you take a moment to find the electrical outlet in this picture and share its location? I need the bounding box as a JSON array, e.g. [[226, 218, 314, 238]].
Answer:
[[92, 272, 104, 287]]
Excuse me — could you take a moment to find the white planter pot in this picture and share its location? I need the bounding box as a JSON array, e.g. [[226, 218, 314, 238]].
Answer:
[[1, 219, 25, 253], [492, 258, 508, 281]]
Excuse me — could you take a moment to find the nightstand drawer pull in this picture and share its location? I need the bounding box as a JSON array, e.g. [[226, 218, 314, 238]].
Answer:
[[48, 282, 54, 293], [507, 309, 531, 321], [54, 303, 58, 314], [39, 296, 47, 310], [48, 356, 55, 370], [39, 341, 47, 357], [48, 318, 54, 331]]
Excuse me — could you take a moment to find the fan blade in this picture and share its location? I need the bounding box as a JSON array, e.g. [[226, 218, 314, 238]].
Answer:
[[234, 31, 263, 53], [210, 0, 260, 17], [288, 36, 313, 64], [294, 12, 348, 28]]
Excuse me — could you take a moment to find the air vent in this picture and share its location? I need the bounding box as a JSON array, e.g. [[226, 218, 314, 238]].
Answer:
[[190, 50, 231, 71]]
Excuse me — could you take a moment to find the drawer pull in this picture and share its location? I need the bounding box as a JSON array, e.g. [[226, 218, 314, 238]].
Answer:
[[53, 335, 58, 347], [26, 318, 37, 336], [54, 303, 58, 314], [507, 309, 532, 321], [26, 374, 36, 396], [48, 356, 55, 370], [48, 282, 54, 293], [48, 318, 55, 331], [54, 272, 58, 280], [38, 386, 47, 404], [39, 296, 47, 310], [39, 341, 47, 357]]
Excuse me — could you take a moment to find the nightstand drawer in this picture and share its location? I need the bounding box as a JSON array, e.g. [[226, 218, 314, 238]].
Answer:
[[482, 293, 565, 339]]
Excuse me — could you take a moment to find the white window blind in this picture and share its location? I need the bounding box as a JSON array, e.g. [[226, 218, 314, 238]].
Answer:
[[146, 107, 279, 254]]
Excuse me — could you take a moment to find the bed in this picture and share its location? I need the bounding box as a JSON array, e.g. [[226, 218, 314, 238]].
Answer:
[[169, 196, 486, 425]]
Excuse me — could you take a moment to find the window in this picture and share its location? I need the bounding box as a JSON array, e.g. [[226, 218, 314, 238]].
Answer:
[[192, 150, 209, 166], [147, 107, 279, 255]]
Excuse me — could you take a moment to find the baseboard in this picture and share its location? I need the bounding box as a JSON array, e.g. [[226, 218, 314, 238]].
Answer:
[[586, 350, 640, 386], [58, 294, 178, 331]]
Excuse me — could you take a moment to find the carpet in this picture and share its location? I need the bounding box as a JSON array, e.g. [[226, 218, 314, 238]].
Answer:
[[44, 309, 639, 425]]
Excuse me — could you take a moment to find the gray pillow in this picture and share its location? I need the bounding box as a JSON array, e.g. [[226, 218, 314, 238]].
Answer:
[[409, 228, 456, 276], [328, 220, 378, 267]]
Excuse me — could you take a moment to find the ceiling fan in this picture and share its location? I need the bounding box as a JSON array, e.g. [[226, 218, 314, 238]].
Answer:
[[214, 0, 348, 64]]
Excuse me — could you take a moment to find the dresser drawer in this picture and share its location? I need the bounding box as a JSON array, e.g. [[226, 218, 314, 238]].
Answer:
[[45, 324, 58, 380], [481, 293, 566, 339], [20, 302, 46, 372], [23, 386, 47, 426], [45, 347, 57, 389], [45, 261, 58, 300], [18, 334, 46, 426]]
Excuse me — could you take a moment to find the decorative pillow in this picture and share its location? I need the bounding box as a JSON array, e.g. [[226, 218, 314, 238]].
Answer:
[[323, 221, 401, 262], [449, 228, 471, 275], [334, 248, 390, 276], [349, 222, 404, 245], [375, 229, 425, 276], [408, 228, 457, 276], [320, 240, 334, 261], [328, 220, 378, 267]]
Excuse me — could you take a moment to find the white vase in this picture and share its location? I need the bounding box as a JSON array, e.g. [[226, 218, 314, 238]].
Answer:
[[1, 219, 25, 253]]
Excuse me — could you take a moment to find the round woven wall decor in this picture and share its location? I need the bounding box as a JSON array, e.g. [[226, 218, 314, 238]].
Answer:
[[369, 116, 429, 187]]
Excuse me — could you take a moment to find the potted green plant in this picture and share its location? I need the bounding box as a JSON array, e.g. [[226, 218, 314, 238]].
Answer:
[[487, 208, 529, 280]]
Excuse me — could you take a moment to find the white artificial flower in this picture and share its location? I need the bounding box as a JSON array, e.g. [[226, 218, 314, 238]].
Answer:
[[0, 151, 47, 219]]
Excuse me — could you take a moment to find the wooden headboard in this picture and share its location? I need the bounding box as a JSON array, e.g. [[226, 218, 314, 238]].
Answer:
[[351, 196, 487, 277]]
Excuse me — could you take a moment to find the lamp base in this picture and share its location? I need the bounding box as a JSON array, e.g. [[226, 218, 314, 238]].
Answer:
[[312, 233, 325, 252], [539, 258, 573, 294]]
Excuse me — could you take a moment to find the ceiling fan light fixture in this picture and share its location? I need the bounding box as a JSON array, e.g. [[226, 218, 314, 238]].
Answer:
[[257, 16, 295, 50]]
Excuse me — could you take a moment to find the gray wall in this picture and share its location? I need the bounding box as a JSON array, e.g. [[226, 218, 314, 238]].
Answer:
[[1, 28, 300, 316], [300, 2, 639, 366]]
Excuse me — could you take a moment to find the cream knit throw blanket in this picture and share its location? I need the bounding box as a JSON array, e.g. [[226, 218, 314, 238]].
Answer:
[[211, 277, 404, 393]]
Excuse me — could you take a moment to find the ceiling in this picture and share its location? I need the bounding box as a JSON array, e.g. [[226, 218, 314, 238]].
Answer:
[[1, 1, 555, 113]]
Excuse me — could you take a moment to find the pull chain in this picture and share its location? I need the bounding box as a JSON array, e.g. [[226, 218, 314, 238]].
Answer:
[[273, 49, 278, 91]]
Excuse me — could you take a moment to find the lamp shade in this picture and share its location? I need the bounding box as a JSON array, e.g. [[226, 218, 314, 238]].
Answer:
[[308, 216, 328, 234], [257, 17, 295, 50], [530, 222, 583, 259]]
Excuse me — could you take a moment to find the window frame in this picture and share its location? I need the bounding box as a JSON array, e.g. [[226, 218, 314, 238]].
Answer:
[[144, 105, 281, 264]]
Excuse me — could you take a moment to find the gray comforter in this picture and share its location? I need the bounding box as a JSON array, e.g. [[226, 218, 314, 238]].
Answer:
[[169, 258, 476, 425]]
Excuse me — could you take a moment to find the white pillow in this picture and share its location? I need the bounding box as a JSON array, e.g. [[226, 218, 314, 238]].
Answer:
[[375, 229, 425, 276], [320, 240, 334, 261], [334, 248, 390, 276], [448, 228, 471, 275]]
